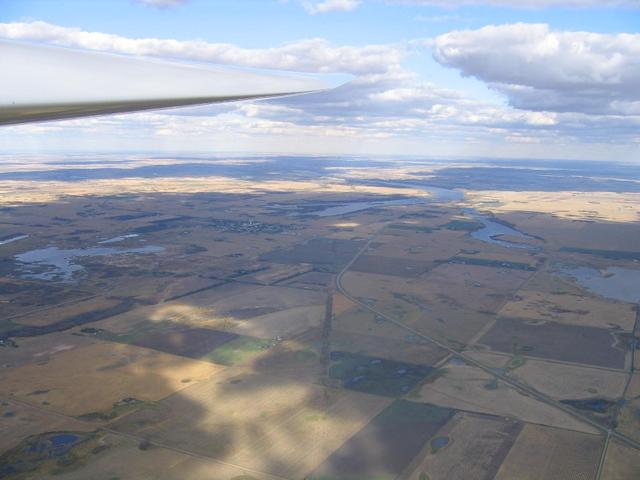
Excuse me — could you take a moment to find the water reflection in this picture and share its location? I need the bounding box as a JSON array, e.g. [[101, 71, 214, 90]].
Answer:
[[0, 234, 29, 246]]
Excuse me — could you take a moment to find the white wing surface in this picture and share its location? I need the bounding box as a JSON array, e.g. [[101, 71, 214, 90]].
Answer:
[[0, 40, 333, 125]]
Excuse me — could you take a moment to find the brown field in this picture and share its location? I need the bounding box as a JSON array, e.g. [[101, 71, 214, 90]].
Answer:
[[405, 412, 523, 480], [310, 400, 453, 480], [11, 295, 121, 327], [0, 342, 222, 416], [99, 283, 326, 340], [601, 439, 640, 480], [340, 270, 499, 344], [464, 191, 640, 224], [525, 271, 588, 296], [31, 432, 285, 480], [426, 263, 533, 299], [494, 424, 603, 480], [508, 357, 628, 400], [330, 328, 448, 366], [243, 263, 313, 285], [148, 275, 226, 303], [453, 250, 540, 267], [122, 325, 240, 359], [0, 330, 96, 369], [478, 317, 627, 369], [332, 292, 358, 315], [498, 209, 640, 252], [112, 369, 391, 478], [332, 306, 417, 342], [366, 228, 465, 263], [3, 165, 640, 477], [464, 350, 515, 368], [261, 237, 366, 273], [228, 304, 326, 339], [351, 254, 434, 278], [615, 374, 640, 443], [499, 289, 637, 330], [414, 360, 598, 434], [281, 270, 334, 289]]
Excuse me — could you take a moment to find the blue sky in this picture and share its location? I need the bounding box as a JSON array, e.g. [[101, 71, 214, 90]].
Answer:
[[1, 0, 639, 160]]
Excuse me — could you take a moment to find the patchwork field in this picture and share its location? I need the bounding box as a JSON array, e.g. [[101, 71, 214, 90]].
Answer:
[[351, 254, 434, 278], [405, 412, 523, 480], [340, 271, 498, 345], [2, 157, 640, 478], [494, 424, 603, 480], [498, 289, 637, 330], [615, 374, 640, 443], [261, 237, 366, 273], [414, 359, 597, 433], [329, 328, 448, 366], [96, 283, 326, 341], [508, 357, 628, 400], [477, 317, 627, 369], [0, 431, 285, 480], [111, 370, 391, 478], [10, 295, 123, 327], [309, 400, 454, 480], [601, 440, 640, 480]]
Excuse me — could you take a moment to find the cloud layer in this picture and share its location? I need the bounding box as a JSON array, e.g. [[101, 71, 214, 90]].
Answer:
[[0, 21, 400, 74], [433, 23, 640, 115], [0, 20, 638, 157]]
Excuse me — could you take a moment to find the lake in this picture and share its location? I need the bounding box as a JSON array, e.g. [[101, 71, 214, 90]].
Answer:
[[555, 264, 640, 303]]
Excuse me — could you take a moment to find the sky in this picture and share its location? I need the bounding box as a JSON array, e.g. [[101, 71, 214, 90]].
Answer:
[[0, 0, 639, 161]]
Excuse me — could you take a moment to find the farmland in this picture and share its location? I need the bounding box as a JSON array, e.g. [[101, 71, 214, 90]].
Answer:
[[0, 155, 639, 478]]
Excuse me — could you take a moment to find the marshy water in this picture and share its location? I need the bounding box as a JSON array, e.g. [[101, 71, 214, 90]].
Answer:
[[15, 244, 164, 282]]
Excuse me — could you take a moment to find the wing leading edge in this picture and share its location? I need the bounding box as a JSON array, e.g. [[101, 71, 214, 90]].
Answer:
[[0, 40, 336, 125]]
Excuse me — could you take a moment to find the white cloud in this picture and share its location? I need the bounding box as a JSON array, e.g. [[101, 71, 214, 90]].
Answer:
[[302, 0, 361, 14], [137, 0, 188, 7], [0, 21, 400, 75], [295, 0, 640, 12], [388, 0, 640, 7], [433, 23, 640, 115]]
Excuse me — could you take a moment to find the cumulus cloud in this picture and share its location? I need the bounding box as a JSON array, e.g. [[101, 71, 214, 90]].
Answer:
[[0, 21, 400, 74], [433, 23, 640, 115], [302, 0, 361, 14]]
